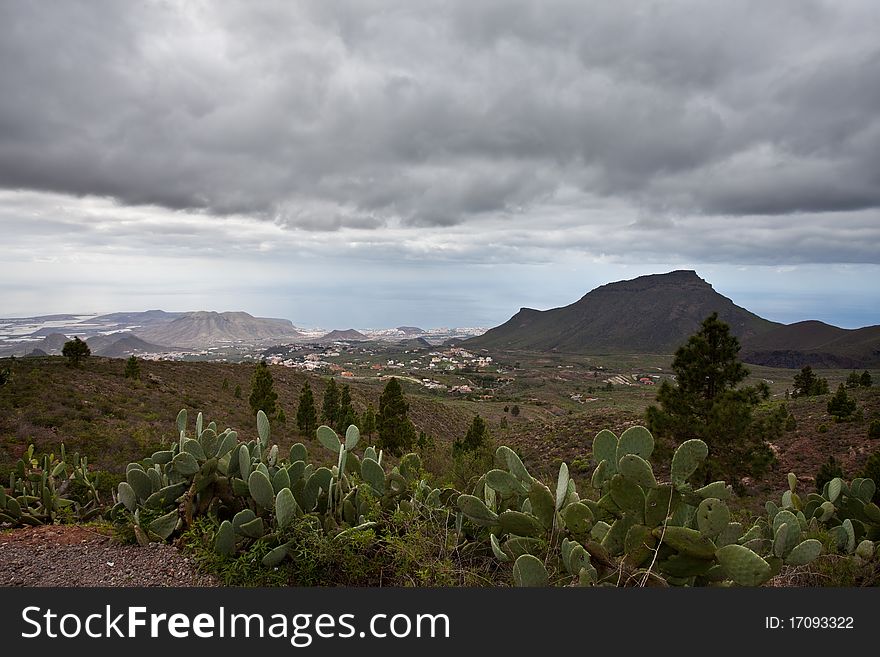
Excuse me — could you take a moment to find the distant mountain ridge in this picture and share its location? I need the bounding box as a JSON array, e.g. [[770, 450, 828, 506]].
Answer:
[[463, 270, 880, 367], [318, 329, 369, 342], [465, 270, 780, 354], [740, 321, 880, 368], [137, 311, 303, 348]]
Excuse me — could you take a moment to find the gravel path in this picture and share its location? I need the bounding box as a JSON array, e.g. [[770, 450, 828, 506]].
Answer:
[[0, 525, 218, 587]]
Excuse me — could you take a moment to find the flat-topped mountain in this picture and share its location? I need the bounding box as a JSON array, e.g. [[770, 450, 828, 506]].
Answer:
[[464, 270, 780, 354], [137, 311, 303, 348]]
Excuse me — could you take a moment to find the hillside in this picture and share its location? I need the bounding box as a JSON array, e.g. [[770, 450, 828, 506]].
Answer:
[[740, 321, 880, 368], [138, 311, 303, 347], [318, 329, 369, 342], [465, 270, 779, 354], [86, 333, 169, 358], [0, 357, 472, 477]]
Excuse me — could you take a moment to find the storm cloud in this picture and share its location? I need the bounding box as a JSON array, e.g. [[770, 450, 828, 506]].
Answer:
[[1, 1, 879, 326]]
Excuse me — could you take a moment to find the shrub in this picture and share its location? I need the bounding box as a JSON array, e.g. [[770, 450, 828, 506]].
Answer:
[[815, 456, 844, 492], [869, 419, 880, 440], [818, 424, 828, 433]]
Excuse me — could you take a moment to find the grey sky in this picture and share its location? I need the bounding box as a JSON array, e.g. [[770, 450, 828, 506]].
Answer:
[[1, 1, 879, 328]]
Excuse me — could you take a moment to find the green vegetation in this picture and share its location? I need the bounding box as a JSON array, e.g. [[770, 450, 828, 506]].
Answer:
[[816, 456, 845, 493], [336, 384, 358, 434], [376, 377, 417, 457], [869, 420, 880, 441], [321, 377, 340, 425], [828, 383, 858, 421], [792, 365, 829, 397], [847, 370, 873, 389], [454, 415, 490, 456], [361, 404, 377, 439], [62, 337, 90, 367], [0, 443, 102, 525], [646, 313, 777, 483], [248, 361, 277, 417], [295, 381, 318, 436], [124, 355, 141, 380]]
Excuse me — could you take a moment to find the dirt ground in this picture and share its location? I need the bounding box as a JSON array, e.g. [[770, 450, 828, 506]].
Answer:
[[0, 524, 217, 587]]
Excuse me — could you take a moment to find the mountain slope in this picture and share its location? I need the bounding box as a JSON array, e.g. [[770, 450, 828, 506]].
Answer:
[[464, 270, 780, 354], [740, 321, 880, 368], [138, 311, 303, 348], [85, 333, 170, 358]]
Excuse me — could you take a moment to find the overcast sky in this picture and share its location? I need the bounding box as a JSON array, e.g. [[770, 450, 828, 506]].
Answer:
[[2, 1, 879, 329]]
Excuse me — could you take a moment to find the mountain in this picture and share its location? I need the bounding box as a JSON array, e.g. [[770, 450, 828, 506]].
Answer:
[[318, 329, 369, 342], [396, 326, 426, 335], [464, 270, 781, 354], [740, 321, 880, 368], [93, 310, 184, 328], [85, 333, 170, 358], [137, 311, 303, 348], [0, 333, 71, 357]]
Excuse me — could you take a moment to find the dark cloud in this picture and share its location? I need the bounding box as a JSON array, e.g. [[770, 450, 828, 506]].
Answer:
[[0, 0, 879, 261]]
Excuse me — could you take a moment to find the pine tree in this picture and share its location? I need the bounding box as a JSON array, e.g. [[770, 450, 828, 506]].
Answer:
[[275, 407, 287, 424], [454, 415, 490, 456], [62, 337, 90, 367], [792, 365, 829, 397], [846, 371, 862, 389], [234, 384, 242, 399], [816, 456, 845, 493], [376, 377, 417, 456], [646, 313, 776, 483], [361, 404, 377, 438], [321, 378, 340, 425], [296, 382, 318, 437], [860, 370, 873, 388], [123, 355, 140, 380], [863, 451, 880, 503], [827, 383, 856, 421], [248, 361, 278, 417], [336, 384, 357, 433]]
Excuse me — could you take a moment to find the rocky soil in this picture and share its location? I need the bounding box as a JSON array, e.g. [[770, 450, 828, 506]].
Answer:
[[0, 525, 217, 587]]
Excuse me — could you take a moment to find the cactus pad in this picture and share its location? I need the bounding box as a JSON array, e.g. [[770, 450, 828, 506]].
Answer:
[[513, 554, 549, 587]]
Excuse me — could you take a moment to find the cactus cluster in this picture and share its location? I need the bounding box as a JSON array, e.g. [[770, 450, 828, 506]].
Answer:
[[775, 473, 879, 562], [457, 426, 826, 587], [0, 443, 101, 526], [113, 409, 446, 568]]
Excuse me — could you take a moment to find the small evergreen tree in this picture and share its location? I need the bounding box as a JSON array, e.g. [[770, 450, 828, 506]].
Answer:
[[510, 404, 520, 417], [376, 377, 417, 456], [321, 378, 340, 425], [361, 404, 377, 438], [815, 456, 844, 493], [275, 407, 287, 424], [827, 383, 856, 421], [646, 313, 776, 483], [0, 367, 10, 387], [248, 361, 278, 417], [454, 415, 490, 456], [869, 419, 880, 440], [295, 382, 318, 437], [123, 355, 140, 380], [222, 377, 229, 391], [860, 370, 873, 388], [862, 451, 880, 503], [336, 384, 357, 433], [62, 337, 90, 367], [792, 365, 829, 397], [234, 384, 242, 399], [846, 371, 862, 389], [416, 430, 434, 451]]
